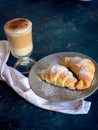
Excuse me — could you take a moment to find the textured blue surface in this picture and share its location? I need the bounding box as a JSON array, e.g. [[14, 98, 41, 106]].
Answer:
[[0, 0, 98, 129]]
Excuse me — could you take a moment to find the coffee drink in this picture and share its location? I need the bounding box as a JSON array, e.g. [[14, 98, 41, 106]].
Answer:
[[4, 18, 33, 57]]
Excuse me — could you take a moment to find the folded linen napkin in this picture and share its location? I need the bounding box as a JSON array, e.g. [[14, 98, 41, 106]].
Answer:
[[0, 40, 91, 114]]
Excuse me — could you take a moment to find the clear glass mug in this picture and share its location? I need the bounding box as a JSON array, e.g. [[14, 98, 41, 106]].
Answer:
[[4, 18, 35, 74]]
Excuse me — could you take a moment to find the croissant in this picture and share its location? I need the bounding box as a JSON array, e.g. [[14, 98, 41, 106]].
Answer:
[[61, 57, 95, 90], [39, 64, 78, 90]]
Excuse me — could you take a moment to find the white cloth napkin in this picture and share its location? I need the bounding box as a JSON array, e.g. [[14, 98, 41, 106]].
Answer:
[[0, 40, 91, 114]]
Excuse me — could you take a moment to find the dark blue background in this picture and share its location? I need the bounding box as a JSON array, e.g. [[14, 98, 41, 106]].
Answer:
[[0, 0, 98, 129]]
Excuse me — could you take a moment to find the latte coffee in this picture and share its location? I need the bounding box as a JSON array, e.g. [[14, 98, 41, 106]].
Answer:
[[4, 18, 33, 57]]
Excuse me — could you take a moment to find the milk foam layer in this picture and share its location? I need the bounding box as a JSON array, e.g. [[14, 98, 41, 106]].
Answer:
[[4, 18, 32, 35]]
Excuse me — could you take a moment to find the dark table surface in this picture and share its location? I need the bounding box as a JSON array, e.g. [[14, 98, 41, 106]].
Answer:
[[0, 0, 98, 129]]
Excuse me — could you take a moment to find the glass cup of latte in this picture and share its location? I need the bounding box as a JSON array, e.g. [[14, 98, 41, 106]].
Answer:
[[4, 18, 35, 74]]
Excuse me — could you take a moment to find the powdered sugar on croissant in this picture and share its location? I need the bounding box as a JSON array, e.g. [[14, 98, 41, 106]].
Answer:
[[39, 64, 78, 90], [61, 57, 95, 90]]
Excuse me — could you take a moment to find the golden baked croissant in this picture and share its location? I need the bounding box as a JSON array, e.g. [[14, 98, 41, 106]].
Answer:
[[39, 64, 78, 90], [61, 57, 95, 90]]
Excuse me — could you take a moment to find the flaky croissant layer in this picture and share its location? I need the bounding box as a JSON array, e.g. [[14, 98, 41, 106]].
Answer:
[[39, 57, 95, 90], [39, 64, 78, 90], [61, 57, 95, 90]]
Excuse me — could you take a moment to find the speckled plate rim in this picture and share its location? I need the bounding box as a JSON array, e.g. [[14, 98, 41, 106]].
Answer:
[[29, 52, 98, 102]]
